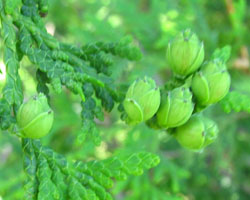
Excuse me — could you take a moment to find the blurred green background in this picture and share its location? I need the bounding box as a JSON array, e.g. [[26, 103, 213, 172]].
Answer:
[[0, 0, 250, 199]]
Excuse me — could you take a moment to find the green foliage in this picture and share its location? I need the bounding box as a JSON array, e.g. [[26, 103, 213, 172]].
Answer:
[[0, 0, 142, 145], [0, 0, 250, 200], [22, 138, 159, 200], [0, 5, 23, 109], [211, 45, 231, 63], [0, 0, 155, 199], [220, 91, 250, 113]]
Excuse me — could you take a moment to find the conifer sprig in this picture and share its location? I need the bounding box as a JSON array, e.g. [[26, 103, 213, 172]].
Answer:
[[22, 139, 160, 200]]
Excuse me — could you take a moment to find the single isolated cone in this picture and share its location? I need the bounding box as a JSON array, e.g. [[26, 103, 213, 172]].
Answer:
[[17, 93, 54, 139]]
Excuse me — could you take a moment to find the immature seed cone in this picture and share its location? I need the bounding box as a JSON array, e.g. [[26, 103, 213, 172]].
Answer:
[[123, 77, 161, 124], [17, 93, 54, 139], [191, 59, 231, 106], [156, 86, 194, 129], [175, 115, 205, 150], [175, 115, 219, 150], [167, 29, 204, 77]]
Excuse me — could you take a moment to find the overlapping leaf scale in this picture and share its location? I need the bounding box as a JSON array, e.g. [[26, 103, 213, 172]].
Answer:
[[15, 15, 117, 98], [16, 17, 118, 101], [2, 0, 22, 15], [22, 138, 39, 200], [59, 36, 142, 75], [1, 13, 23, 107], [0, 99, 15, 129], [0, 8, 23, 129], [21, 0, 46, 31]]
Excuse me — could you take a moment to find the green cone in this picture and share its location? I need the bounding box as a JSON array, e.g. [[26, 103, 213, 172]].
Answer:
[[191, 59, 231, 106], [175, 115, 219, 150], [156, 86, 194, 129], [17, 93, 54, 139], [123, 77, 161, 124], [167, 29, 204, 77]]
